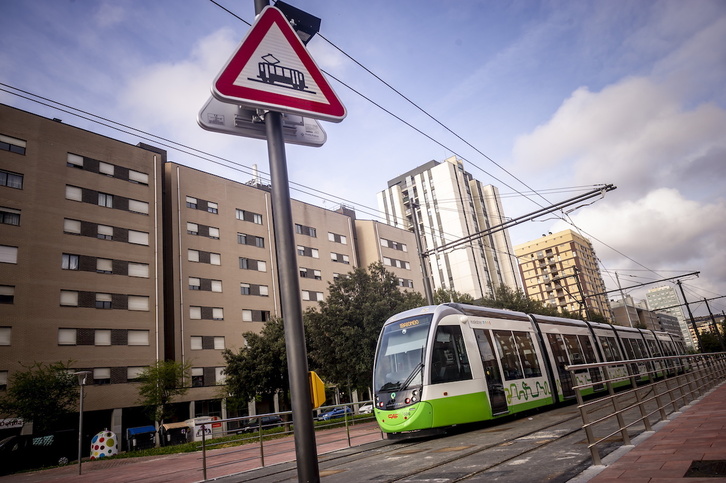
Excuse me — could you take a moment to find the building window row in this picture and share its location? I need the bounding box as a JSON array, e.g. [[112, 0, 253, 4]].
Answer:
[[188, 249, 221, 265], [62, 253, 149, 277], [240, 283, 269, 296], [0, 169, 23, 189], [398, 278, 414, 288], [188, 277, 223, 292], [187, 222, 220, 239], [330, 252, 350, 264], [0, 286, 13, 304], [0, 327, 10, 345], [190, 306, 224, 320], [380, 238, 407, 252], [239, 257, 267, 272], [190, 335, 225, 350], [66, 153, 149, 185], [60, 290, 150, 311], [186, 196, 218, 214], [297, 245, 319, 258], [327, 232, 347, 244], [191, 367, 226, 387], [299, 267, 322, 280], [58, 328, 149, 346], [0, 207, 20, 226], [64, 218, 150, 246], [237, 232, 265, 248], [0, 245, 18, 264], [0, 134, 26, 155], [242, 309, 271, 322], [236, 209, 263, 225], [302, 290, 324, 302], [65, 185, 150, 215], [383, 257, 410, 270], [295, 223, 317, 237]]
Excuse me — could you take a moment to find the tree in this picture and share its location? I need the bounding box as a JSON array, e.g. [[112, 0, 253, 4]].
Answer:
[[477, 284, 583, 320], [305, 262, 426, 394], [433, 287, 475, 304], [0, 361, 77, 435], [222, 317, 289, 410], [136, 360, 191, 428]]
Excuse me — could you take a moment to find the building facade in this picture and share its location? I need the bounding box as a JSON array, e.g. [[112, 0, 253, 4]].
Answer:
[[514, 230, 613, 321], [645, 285, 695, 349], [376, 157, 521, 300], [0, 104, 423, 442]]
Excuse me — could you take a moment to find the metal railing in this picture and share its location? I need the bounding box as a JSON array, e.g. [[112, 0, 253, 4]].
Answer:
[[567, 353, 726, 466], [194, 401, 380, 480]]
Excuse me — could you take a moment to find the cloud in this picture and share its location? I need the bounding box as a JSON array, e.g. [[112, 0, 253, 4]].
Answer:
[[95, 3, 126, 28]]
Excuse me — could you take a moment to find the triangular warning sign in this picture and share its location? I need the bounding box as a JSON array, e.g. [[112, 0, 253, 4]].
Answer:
[[212, 6, 346, 122]]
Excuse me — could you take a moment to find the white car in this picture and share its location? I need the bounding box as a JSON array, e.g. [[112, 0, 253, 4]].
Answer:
[[358, 403, 373, 414]]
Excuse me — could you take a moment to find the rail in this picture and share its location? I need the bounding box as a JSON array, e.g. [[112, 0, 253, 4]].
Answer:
[[567, 352, 726, 466], [194, 401, 380, 480]]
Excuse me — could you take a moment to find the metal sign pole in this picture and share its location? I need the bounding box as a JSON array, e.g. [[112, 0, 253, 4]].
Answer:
[[265, 110, 320, 482]]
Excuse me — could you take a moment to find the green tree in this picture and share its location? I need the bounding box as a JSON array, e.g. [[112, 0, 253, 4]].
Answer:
[[136, 360, 191, 428], [433, 287, 475, 304], [305, 262, 426, 394], [222, 317, 289, 410], [0, 361, 77, 435]]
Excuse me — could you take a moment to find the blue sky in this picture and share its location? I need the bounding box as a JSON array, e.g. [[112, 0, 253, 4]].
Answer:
[[2, 0, 725, 316]]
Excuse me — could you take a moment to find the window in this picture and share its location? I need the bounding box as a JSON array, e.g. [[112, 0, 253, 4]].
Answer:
[[60, 290, 78, 306], [210, 253, 221, 265], [190, 306, 201, 319], [128, 230, 149, 245], [0, 327, 11, 346], [189, 277, 201, 290], [96, 258, 112, 274], [58, 328, 77, 345], [208, 227, 220, 239], [192, 368, 204, 387], [67, 153, 84, 168], [128, 199, 149, 215], [0, 134, 26, 155], [494, 330, 524, 380], [331, 253, 350, 264], [95, 329, 111, 346], [0, 371, 6, 390], [328, 232, 347, 244], [242, 309, 271, 322], [127, 367, 145, 381], [295, 224, 316, 237], [237, 233, 264, 248], [240, 283, 250, 295], [0, 285, 14, 304], [188, 249, 200, 262], [128, 263, 149, 278], [0, 245, 17, 264], [212, 307, 224, 320], [215, 367, 226, 385], [211, 280, 222, 292], [191, 336, 203, 350], [61, 253, 79, 270], [187, 222, 198, 235], [0, 169, 23, 189], [98, 192, 114, 208], [302, 290, 324, 302], [96, 293, 112, 309], [93, 368, 111, 385], [97, 224, 113, 240], [512, 331, 542, 377], [207, 202, 218, 214], [186, 196, 198, 209], [214, 337, 225, 350], [128, 296, 149, 311], [128, 170, 148, 185], [236, 209, 263, 224], [430, 325, 472, 384], [0, 207, 20, 226], [128, 330, 149, 345], [299, 268, 322, 280], [98, 162, 114, 176], [297, 245, 319, 258], [63, 219, 81, 234], [65, 185, 82, 202]]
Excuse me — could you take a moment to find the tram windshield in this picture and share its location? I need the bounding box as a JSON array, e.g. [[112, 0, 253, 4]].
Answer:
[[374, 314, 432, 392]]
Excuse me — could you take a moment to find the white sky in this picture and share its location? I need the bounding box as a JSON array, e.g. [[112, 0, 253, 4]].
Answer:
[[1, 0, 724, 317]]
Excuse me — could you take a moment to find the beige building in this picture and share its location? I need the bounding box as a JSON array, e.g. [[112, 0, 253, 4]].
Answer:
[[0, 104, 423, 441], [514, 230, 612, 321]]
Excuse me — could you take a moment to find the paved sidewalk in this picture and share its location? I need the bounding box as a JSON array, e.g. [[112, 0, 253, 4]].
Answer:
[[573, 382, 726, 482]]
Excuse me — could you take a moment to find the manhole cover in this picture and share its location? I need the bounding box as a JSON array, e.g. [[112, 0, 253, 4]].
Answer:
[[684, 460, 726, 477]]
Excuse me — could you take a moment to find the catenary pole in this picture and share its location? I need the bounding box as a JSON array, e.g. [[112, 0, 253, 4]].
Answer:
[[255, 1, 319, 481], [676, 279, 702, 351]]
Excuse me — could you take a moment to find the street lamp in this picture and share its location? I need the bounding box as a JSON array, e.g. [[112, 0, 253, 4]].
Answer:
[[73, 371, 92, 475]]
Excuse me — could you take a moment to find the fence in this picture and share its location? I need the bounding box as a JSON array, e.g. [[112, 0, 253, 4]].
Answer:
[[567, 353, 726, 466], [194, 401, 380, 480]]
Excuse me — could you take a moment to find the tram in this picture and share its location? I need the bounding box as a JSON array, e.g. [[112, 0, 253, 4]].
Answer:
[[372, 303, 686, 437]]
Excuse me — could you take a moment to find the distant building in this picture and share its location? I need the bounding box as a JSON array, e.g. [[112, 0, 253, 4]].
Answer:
[[377, 156, 521, 300], [610, 296, 682, 338], [0, 104, 423, 443], [514, 230, 612, 321], [646, 285, 695, 348]]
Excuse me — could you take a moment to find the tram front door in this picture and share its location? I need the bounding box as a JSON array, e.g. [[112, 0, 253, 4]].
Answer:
[[474, 329, 508, 415]]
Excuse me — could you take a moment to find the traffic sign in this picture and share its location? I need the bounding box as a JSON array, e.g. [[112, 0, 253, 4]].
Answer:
[[212, 6, 346, 122], [197, 97, 327, 147]]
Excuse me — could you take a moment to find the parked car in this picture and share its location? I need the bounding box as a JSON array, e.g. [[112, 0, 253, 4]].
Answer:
[[357, 403, 373, 414], [240, 415, 284, 433], [0, 431, 76, 475], [318, 406, 353, 421]]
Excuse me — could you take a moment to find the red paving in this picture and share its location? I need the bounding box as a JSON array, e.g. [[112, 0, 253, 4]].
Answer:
[[1, 421, 383, 482], [587, 382, 726, 482]]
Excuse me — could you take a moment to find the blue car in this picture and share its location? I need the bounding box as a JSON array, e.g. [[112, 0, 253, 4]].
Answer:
[[318, 406, 353, 421]]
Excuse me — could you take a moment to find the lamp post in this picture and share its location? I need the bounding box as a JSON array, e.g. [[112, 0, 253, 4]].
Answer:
[[73, 371, 92, 475]]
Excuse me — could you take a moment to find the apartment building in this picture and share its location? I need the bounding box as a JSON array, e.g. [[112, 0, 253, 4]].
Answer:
[[0, 104, 422, 439], [514, 230, 613, 321], [377, 156, 521, 300]]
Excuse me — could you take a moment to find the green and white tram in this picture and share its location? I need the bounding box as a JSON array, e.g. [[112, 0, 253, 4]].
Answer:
[[372, 303, 685, 437]]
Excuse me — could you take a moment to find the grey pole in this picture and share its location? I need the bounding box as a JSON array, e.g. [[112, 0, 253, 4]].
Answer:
[[265, 110, 320, 482], [676, 279, 702, 351], [409, 202, 434, 304]]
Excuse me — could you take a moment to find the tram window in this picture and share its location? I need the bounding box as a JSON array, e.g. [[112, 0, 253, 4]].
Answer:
[[512, 331, 542, 377], [563, 335, 584, 364], [493, 330, 524, 380], [599, 336, 621, 362], [635, 339, 648, 358], [621, 338, 638, 359], [577, 335, 598, 363], [430, 326, 472, 384]]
